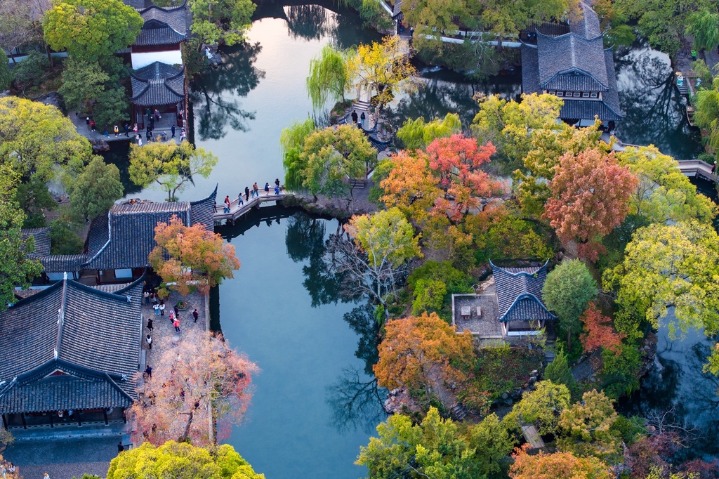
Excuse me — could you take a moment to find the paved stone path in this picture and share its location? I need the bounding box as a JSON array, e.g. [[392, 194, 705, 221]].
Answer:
[[142, 290, 208, 375]]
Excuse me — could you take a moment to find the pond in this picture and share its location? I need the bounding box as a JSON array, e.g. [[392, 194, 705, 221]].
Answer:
[[215, 208, 386, 478]]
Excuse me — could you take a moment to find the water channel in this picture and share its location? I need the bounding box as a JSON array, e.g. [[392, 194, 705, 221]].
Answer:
[[100, 4, 718, 474]]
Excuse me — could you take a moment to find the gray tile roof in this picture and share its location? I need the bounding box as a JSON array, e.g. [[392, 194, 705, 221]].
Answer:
[[0, 278, 143, 414], [135, 3, 188, 46], [536, 33, 608, 90], [22, 228, 51, 256], [131, 62, 185, 107], [559, 98, 622, 122], [83, 188, 217, 271], [569, 1, 602, 39], [521, 40, 623, 122], [123, 0, 152, 9], [38, 255, 88, 274], [0, 362, 133, 414], [491, 261, 556, 323]]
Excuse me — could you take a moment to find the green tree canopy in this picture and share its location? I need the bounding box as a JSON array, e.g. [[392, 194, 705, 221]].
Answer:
[[602, 220, 719, 372], [0, 96, 93, 184], [106, 441, 265, 479], [693, 75, 719, 157], [543, 348, 577, 400], [0, 166, 44, 312], [557, 390, 621, 462], [618, 146, 717, 224], [503, 380, 571, 436], [280, 118, 315, 190], [542, 259, 598, 349], [306, 45, 348, 110], [43, 0, 143, 64], [129, 140, 218, 201], [300, 124, 376, 200], [686, 9, 719, 51], [189, 0, 256, 46], [357, 407, 514, 479], [59, 58, 110, 112], [69, 156, 124, 222], [0, 49, 10, 91], [397, 113, 462, 150]]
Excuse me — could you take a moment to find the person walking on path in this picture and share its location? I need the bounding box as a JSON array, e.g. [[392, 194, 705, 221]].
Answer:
[[192, 308, 199, 323], [237, 192, 244, 206], [44, 473, 50, 479], [244, 186, 250, 201], [173, 317, 181, 333], [171, 125, 176, 138], [253, 182, 259, 197], [159, 301, 165, 316], [147, 318, 153, 331], [153, 303, 160, 316], [275, 178, 280, 189], [146, 334, 152, 349], [174, 304, 179, 317], [90, 119, 96, 132], [264, 182, 270, 195], [114, 125, 119, 137], [224, 195, 231, 211], [144, 291, 150, 304], [144, 365, 152, 378]]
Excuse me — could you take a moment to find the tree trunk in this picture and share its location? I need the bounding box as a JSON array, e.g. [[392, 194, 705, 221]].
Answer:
[[179, 411, 194, 442]]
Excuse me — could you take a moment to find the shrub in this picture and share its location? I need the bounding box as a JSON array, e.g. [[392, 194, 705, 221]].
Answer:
[[49, 218, 84, 254]]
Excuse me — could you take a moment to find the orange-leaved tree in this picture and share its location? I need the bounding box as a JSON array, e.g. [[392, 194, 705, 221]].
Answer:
[[426, 134, 500, 222], [544, 149, 638, 261], [509, 444, 613, 479], [149, 215, 240, 295], [128, 330, 258, 447], [580, 302, 624, 355], [374, 312, 475, 409]]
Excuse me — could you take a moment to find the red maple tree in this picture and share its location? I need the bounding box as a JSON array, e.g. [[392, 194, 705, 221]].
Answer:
[[543, 148, 638, 261], [580, 302, 624, 355], [426, 134, 500, 222]]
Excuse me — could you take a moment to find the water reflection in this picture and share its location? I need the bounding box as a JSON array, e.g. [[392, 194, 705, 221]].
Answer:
[[626, 310, 719, 459], [285, 4, 332, 41], [284, 214, 351, 307], [191, 42, 265, 140], [615, 46, 702, 159]]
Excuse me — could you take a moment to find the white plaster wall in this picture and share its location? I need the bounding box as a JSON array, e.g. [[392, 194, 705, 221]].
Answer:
[[131, 50, 182, 70]]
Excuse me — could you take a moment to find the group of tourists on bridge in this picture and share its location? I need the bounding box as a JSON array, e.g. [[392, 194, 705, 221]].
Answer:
[[221, 178, 282, 214]]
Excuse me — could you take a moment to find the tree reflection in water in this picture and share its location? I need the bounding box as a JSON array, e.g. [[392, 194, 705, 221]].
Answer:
[[614, 46, 702, 159], [285, 214, 387, 432], [327, 304, 388, 433], [624, 311, 719, 459], [285, 4, 331, 41], [190, 42, 265, 141]]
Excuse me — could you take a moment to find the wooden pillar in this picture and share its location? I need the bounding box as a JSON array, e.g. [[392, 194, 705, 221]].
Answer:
[[103, 410, 109, 425], [49, 413, 54, 428], [21, 413, 27, 429], [2, 413, 7, 429]]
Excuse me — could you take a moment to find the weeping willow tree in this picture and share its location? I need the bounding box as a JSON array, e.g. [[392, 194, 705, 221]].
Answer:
[[280, 118, 316, 189], [694, 76, 719, 158], [306, 45, 349, 110]]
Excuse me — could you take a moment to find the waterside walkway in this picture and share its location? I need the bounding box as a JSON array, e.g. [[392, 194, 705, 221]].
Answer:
[[213, 190, 294, 223]]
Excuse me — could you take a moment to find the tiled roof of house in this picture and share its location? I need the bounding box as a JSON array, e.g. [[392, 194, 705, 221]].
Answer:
[[131, 61, 185, 107], [569, 1, 602, 40], [0, 278, 143, 414], [536, 33, 608, 90], [22, 228, 51, 256], [491, 261, 556, 323], [135, 3, 188, 46], [83, 187, 217, 271]]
